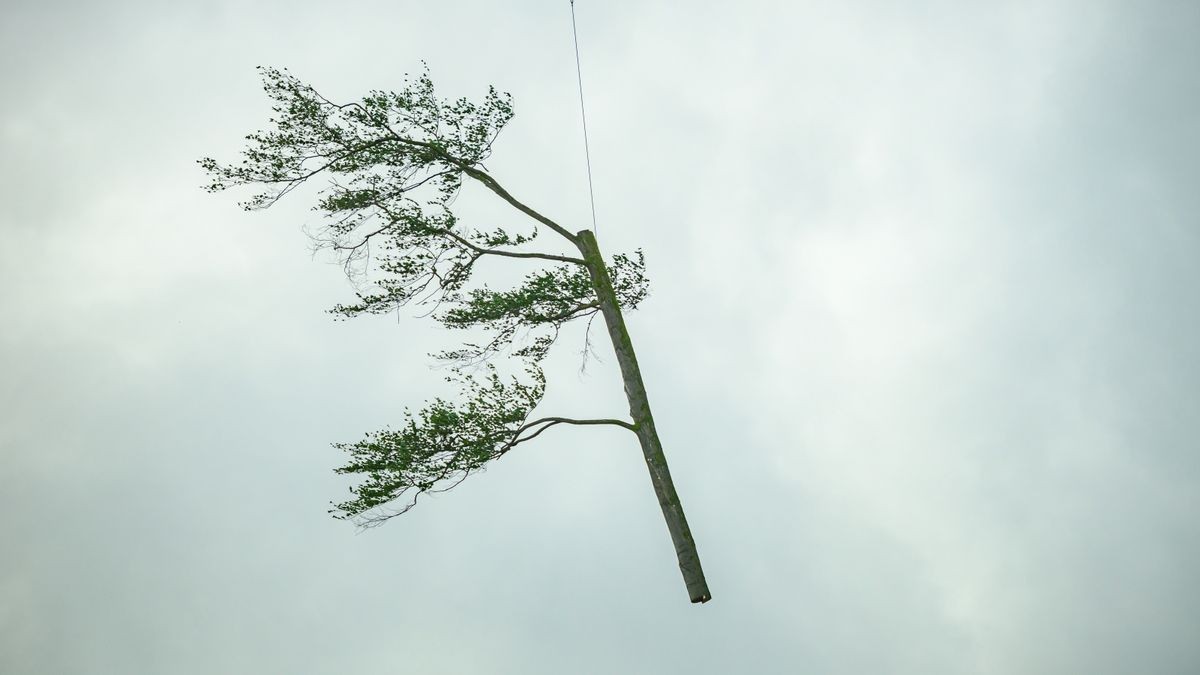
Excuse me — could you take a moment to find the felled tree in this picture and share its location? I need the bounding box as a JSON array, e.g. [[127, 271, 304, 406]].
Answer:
[[199, 66, 711, 603]]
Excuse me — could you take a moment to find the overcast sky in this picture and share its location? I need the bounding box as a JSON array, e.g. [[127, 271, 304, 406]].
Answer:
[[2, 1, 1198, 673]]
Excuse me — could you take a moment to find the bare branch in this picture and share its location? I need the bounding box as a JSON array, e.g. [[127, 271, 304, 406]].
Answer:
[[500, 416, 637, 456]]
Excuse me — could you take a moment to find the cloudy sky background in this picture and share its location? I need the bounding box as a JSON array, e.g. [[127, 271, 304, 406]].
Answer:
[[2, 0, 1197, 672]]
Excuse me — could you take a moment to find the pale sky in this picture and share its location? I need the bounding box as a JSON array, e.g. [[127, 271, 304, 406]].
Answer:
[[2, 1, 1198, 673]]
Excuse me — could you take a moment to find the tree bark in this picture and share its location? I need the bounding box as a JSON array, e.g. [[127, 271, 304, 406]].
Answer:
[[575, 229, 712, 603]]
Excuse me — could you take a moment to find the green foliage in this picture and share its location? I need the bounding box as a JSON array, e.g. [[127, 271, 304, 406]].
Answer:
[[200, 66, 650, 519], [198, 65, 519, 316], [436, 250, 649, 364], [330, 367, 545, 524], [609, 250, 650, 311], [198, 64, 512, 210]]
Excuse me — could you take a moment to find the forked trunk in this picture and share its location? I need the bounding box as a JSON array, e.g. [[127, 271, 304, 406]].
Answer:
[[575, 230, 711, 603]]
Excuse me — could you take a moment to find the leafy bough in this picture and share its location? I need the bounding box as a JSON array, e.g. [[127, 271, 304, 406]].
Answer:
[[201, 65, 710, 602]]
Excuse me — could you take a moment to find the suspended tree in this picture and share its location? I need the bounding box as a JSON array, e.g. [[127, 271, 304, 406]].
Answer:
[[199, 66, 711, 603]]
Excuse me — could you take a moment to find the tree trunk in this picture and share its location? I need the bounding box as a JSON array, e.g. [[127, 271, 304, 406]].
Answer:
[[575, 229, 712, 604]]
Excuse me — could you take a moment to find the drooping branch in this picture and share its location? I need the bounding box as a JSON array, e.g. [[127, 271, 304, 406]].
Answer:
[[330, 366, 635, 526], [330, 366, 544, 526]]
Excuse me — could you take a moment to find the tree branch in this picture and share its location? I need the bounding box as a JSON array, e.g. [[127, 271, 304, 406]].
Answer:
[[499, 416, 637, 456], [523, 416, 637, 432], [372, 129, 579, 245], [537, 302, 599, 324], [456, 164, 581, 245], [436, 226, 585, 265], [344, 196, 584, 268]]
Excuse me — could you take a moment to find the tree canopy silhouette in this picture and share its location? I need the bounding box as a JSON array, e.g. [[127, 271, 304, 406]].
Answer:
[[200, 65, 710, 603]]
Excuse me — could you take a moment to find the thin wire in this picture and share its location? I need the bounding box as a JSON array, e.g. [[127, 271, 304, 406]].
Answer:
[[570, 0, 599, 235]]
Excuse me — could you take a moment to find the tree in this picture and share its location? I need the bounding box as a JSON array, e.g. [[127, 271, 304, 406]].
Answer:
[[199, 66, 711, 603]]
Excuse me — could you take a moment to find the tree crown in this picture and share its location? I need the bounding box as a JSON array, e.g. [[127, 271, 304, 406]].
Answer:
[[200, 66, 648, 523]]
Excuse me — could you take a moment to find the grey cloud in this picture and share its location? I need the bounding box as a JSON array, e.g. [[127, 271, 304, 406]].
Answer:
[[2, 1, 1197, 673]]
